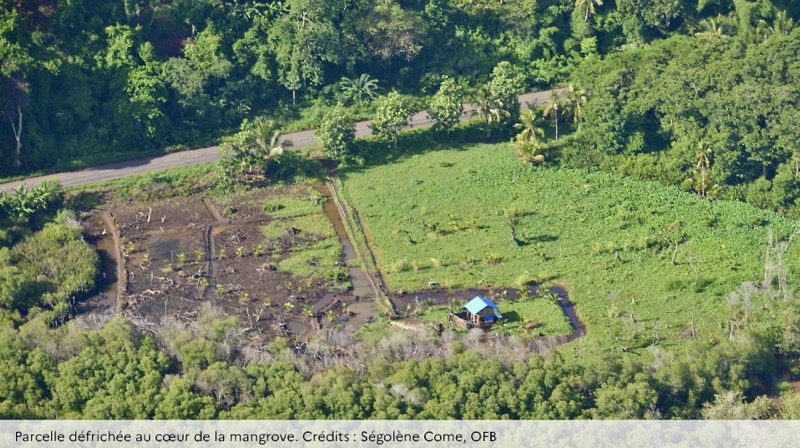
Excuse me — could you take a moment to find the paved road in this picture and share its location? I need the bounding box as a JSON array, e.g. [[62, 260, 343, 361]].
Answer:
[[0, 89, 562, 192]]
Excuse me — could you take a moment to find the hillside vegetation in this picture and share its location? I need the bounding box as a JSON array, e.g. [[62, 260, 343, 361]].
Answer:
[[3, 0, 800, 421], [3, 0, 799, 177]]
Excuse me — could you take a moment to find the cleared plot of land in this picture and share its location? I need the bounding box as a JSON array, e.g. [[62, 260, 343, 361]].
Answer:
[[340, 143, 799, 348], [81, 180, 358, 343]]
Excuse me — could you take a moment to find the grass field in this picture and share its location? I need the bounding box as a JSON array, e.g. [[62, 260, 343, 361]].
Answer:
[[339, 143, 799, 349]]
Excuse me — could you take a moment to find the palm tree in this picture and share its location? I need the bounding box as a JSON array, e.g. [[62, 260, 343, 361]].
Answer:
[[751, 19, 772, 44], [340, 74, 380, 107], [694, 142, 713, 198], [542, 91, 562, 141], [696, 16, 725, 40], [562, 85, 587, 131], [748, 11, 794, 44], [251, 117, 292, 175], [792, 150, 800, 177], [575, 0, 603, 22], [514, 108, 547, 164], [771, 10, 795, 36], [471, 86, 510, 139], [514, 108, 546, 145]]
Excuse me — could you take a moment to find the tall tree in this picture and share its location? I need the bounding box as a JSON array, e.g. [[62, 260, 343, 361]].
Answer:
[[542, 91, 562, 141], [358, 0, 426, 61], [575, 0, 603, 22], [472, 86, 510, 140], [268, 0, 346, 104], [371, 91, 414, 147], [0, 7, 31, 170], [487, 61, 525, 127], [316, 103, 356, 162], [514, 108, 547, 163], [770, 10, 795, 36], [694, 142, 713, 198], [163, 25, 232, 125], [562, 85, 587, 131], [515, 108, 546, 146], [427, 76, 464, 134], [696, 16, 727, 40]]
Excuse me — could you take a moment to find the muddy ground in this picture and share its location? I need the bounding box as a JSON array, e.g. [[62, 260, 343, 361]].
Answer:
[[78, 183, 583, 349], [81, 186, 368, 344]]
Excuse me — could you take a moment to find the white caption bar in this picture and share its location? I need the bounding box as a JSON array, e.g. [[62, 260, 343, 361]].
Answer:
[[3, 420, 800, 447]]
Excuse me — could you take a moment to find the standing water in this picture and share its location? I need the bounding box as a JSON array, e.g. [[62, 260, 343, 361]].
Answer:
[[311, 180, 379, 332], [311, 181, 377, 300], [82, 214, 119, 312]]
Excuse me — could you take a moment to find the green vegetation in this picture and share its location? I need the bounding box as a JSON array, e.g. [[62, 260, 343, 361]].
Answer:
[[5, 0, 800, 422], [0, 184, 98, 326], [217, 118, 304, 186], [0, 305, 797, 419], [10, 0, 793, 178], [278, 237, 344, 283], [263, 188, 325, 219], [75, 164, 220, 201], [341, 143, 798, 347], [371, 91, 415, 147], [490, 297, 572, 337], [260, 184, 343, 283], [0, 179, 798, 420], [412, 296, 572, 338], [315, 104, 356, 163], [427, 77, 465, 134], [565, 28, 800, 215]]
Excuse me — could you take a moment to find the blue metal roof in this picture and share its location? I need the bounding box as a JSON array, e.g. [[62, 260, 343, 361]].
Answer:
[[464, 296, 499, 314]]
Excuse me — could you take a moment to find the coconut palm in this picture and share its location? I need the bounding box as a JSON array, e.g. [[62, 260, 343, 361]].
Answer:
[[751, 19, 772, 44], [562, 85, 587, 131], [542, 91, 562, 141], [514, 108, 547, 164], [340, 74, 380, 107], [748, 11, 793, 44], [771, 10, 795, 36], [471, 86, 510, 139], [514, 108, 546, 146], [696, 16, 726, 40]]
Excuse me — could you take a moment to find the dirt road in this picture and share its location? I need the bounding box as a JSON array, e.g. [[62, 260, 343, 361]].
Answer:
[[0, 89, 563, 192]]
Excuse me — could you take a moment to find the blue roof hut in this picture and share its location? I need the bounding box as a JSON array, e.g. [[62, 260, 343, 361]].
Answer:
[[464, 296, 503, 324]]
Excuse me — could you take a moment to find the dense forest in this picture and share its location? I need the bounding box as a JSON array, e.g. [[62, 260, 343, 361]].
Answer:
[[1, 1, 798, 177], [4, 0, 800, 420], [2, 313, 799, 420], [567, 25, 800, 215]]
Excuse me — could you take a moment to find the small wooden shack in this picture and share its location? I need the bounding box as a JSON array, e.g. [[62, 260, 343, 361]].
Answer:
[[450, 296, 503, 330], [464, 296, 502, 324]]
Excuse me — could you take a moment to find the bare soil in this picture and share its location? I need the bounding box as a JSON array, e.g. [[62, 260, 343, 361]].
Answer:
[[82, 186, 367, 344]]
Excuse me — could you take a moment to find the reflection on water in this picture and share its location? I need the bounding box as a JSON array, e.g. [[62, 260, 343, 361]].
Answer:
[[143, 230, 194, 264], [84, 215, 118, 309], [311, 181, 376, 300]]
